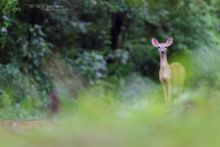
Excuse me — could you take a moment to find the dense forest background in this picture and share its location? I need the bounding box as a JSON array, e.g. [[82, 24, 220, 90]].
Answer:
[[0, 0, 220, 116]]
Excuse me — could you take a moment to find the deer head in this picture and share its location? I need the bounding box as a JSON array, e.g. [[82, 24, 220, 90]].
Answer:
[[151, 37, 173, 55]]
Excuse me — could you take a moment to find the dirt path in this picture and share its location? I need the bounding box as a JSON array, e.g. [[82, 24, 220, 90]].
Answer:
[[0, 120, 57, 128]]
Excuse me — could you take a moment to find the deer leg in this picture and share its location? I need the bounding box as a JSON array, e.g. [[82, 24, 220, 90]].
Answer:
[[167, 81, 171, 103], [162, 80, 172, 104], [161, 81, 168, 102]]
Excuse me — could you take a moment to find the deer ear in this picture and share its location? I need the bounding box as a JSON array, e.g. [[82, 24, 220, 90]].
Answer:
[[166, 37, 173, 47], [151, 38, 159, 47]]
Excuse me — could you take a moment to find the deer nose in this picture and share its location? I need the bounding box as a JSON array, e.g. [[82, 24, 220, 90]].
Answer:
[[161, 51, 165, 54]]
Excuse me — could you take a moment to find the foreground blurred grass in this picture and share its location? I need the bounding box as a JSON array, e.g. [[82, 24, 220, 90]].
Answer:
[[0, 82, 220, 147]]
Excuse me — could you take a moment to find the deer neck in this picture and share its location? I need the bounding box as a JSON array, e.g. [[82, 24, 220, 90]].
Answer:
[[160, 53, 169, 69]]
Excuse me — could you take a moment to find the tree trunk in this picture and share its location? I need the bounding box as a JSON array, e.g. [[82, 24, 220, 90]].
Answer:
[[111, 12, 126, 50]]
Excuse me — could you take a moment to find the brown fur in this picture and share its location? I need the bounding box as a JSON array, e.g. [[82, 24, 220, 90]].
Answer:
[[151, 37, 185, 103], [160, 62, 185, 103]]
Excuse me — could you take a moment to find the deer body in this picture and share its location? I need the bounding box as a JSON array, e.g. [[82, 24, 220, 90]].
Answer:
[[151, 37, 185, 103]]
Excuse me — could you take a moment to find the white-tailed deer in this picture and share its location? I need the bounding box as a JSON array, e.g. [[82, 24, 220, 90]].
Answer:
[[151, 37, 185, 103]]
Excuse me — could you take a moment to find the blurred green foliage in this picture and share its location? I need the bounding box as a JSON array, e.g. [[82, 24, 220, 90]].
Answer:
[[1, 81, 220, 147], [0, 1, 220, 146], [0, 0, 220, 113]]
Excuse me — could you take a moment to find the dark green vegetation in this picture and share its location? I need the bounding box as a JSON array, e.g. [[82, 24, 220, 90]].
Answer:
[[0, 0, 220, 146]]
